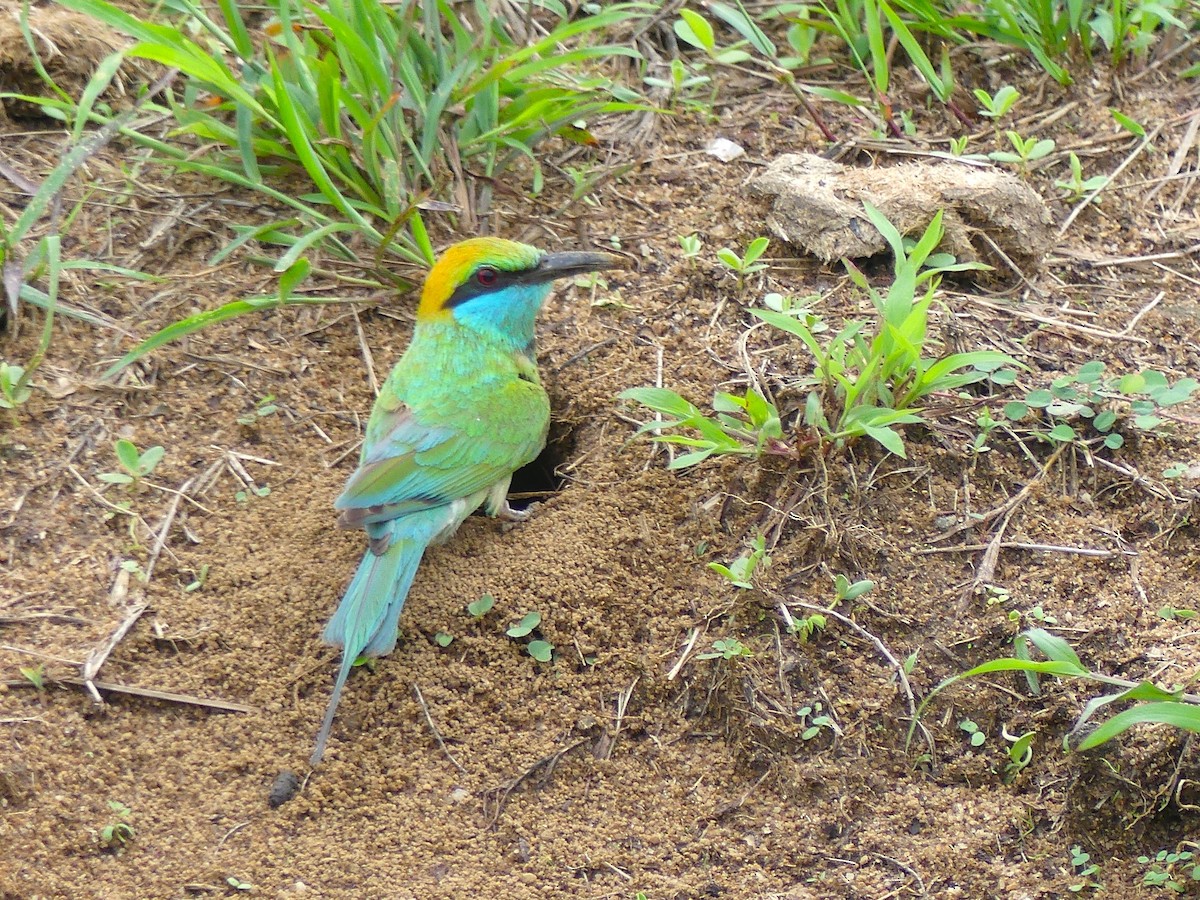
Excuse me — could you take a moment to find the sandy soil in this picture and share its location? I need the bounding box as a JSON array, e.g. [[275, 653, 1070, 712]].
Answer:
[[2, 8, 1199, 899]]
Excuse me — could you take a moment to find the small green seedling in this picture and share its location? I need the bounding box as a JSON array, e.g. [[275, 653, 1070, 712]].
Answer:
[[716, 236, 769, 292], [434, 632, 454, 648], [679, 233, 702, 262], [989, 131, 1056, 170], [1158, 606, 1197, 621], [999, 362, 1199, 449], [226, 876, 254, 891], [798, 702, 836, 740], [237, 394, 279, 426], [948, 135, 969, 156], [1069, 845, 1101, 893], [20, 663, 45, 691], [708, 534, 770, 589], [235, 485, 272, 503], [1055, 152, 1109, 201], [99, 439, 164, 487], [574, 272, 609, 293], [984, 584, 1011, 606], [184, 564, 210, 593], [903, 649, 919, 675], [644, 58, 712, 110], [973, 85, 1020, 120], [1111, 108, 1147, 139], [0, 362, 33, 418], [972, 406, 1000, 453], [506, 611, 541, 638], [468, 595, 495, 618], [120, 559, 148, 583], [1009, 604, 1057, 626], [833, 574, 874, 602], [762, 291, 821, 316], [1138, 849, 1199, 891], [98, 801, 135, 850], [697, 637, 753, 661], [959, 718, 986, 747], [527, 640, 554, 662], [789, 613, 826, 643], [1002, 725, 1035, 780]]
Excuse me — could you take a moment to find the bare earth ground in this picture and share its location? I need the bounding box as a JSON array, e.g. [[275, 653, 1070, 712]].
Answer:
[[2, 18, 1200, 900]]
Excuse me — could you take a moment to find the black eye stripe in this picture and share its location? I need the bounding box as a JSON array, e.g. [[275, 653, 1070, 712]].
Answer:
[[445, 267, 518, 309]]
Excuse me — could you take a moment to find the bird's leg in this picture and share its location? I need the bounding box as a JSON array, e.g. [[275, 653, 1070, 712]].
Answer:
[[496, 500, 533, 522], [482, 476, 534, 522]]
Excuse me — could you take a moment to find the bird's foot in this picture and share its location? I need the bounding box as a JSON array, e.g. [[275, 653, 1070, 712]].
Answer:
[[496, 500, 535, 523]]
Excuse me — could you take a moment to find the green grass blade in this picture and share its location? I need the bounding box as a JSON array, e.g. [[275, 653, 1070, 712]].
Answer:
[[273, 223, 358, 272], [216, 0, 255, 59], [102, 294, 351, 378], [879, 0, 948, 100], [1077, 701, 1200, 750], [861, 0, 889, 94], [71, 50, 125, 143]]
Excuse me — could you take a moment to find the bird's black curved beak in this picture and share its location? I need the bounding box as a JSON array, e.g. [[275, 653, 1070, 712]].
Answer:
[[530, 250, 625, 283]]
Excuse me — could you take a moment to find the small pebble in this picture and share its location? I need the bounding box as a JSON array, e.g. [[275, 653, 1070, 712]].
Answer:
[[705, 137, 745, 162], [268, 769, 300, 808]]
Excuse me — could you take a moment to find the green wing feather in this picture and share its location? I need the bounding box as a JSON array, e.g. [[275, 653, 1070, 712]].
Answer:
[[335, 374, 549, 524]]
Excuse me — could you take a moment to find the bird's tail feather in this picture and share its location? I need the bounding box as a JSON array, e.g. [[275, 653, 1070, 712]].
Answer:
[[310, 527, 428, 766]]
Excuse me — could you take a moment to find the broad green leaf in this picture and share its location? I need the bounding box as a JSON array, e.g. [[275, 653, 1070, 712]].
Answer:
[[669, 449, 716, 469], [619, 387, 700, 419], [1025, 390, 1054, 408], [1003, 401, 1029, 420], [1077, 701, 1200, 751], [710, 1, 777, 56], [863, 424, 907, 456], [675, 9, 715, 52], [138, 445, 165, 475], [743, 236, 770, 265], [115, 439, 140, 473], [277, 258, 311, 302], [1020, 627, 1084, 668], [507, 611, 541, 638]]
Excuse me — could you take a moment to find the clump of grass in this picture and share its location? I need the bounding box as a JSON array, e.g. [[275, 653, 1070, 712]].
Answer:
[[0, 6, 168, 387], [911, 628, 1200, 754], [53, 0, 646, 374], [623, 204, 1018, 462]]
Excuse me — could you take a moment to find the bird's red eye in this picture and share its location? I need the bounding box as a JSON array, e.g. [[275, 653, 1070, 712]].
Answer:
[[476, 266, 498, 286]]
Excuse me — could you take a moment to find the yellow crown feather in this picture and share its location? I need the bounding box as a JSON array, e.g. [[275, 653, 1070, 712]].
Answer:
[[416, 238, 542, 321]]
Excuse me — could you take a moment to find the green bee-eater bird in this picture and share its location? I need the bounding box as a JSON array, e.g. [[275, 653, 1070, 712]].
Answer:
[[311, 237, 622, 765]]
